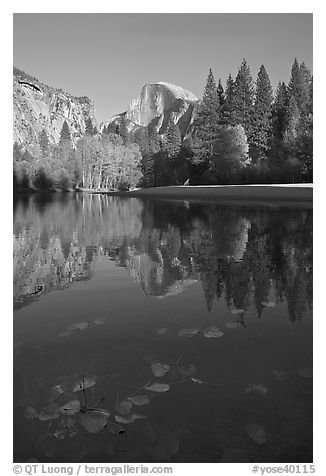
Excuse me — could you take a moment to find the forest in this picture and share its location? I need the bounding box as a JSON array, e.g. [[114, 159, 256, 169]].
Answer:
[[13, 58, 313, 191]]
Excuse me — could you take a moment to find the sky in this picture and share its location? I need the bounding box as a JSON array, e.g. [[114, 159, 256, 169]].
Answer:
[[13, 13, 313, 124]]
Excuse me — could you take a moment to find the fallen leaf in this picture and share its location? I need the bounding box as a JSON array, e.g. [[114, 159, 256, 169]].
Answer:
[[151, 362, 170, 377], [204, 325, 224, 338], [93, 318, 106, 325], [296, 368, 313, 379], [54, 417, 77, 439], [261, 301, 276, 308], [73, 376, 97, 392], [68, 322, 92, 331], [24, 406, 38, 419], [49, 384, 65, 401], [190, 377, 203, 384], [115, 413, 147, 424], [144, 382, 170, 393], [244, 384, 268, 396], [225, 322, 241, 329], [38, 403, 60, 421], [59, 400, 81, 416], [178, 328, 200, 337], [116, 399, 133, 415], [59, 331, 74, 337], [272, 370, 287, 381], [127, 395, 150, 406], [246, 423, 266, 444], [79, 411, 107, 434], [108, 422, 125, 434], [178, 364, 197, 377]]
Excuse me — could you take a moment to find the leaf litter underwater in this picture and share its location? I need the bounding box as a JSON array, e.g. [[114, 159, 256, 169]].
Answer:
[[13, 312, 313, 463]]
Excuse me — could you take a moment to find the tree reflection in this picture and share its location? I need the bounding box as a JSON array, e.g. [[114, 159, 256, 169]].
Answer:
[[13, 194, 312, 321]]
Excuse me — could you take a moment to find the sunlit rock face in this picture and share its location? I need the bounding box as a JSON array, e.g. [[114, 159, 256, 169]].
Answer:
[[100, 82, 198, 138], [13, 67, 97, 148]]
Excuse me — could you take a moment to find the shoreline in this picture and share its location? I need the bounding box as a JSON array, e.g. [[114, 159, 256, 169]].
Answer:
[[107, 184, 313, 208]]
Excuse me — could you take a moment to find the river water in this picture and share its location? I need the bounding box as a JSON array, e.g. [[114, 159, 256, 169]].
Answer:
[[13, 193, 313, 463]]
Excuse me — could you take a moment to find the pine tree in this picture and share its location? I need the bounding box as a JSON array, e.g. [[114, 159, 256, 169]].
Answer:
[[283, 96, 301, 157], [59, 120, 71, 144], [233, 59, 255, 137], [250, 65, 273, 161], [164, 119, 181, 158], [192, 68, 221, 163], [85, 117, 96, 136], [288, 59, 310, 114], [217, 79, 225, 108], [222, 74, 237, 125], [39, 129, 50, 158], [272, 81, 289, 143]]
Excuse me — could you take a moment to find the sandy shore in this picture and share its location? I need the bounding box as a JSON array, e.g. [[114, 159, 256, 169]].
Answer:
[[119, 184, 312, 207]]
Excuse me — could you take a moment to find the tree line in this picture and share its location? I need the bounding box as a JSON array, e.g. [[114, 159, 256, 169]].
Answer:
[[13, 58, 312, 190]]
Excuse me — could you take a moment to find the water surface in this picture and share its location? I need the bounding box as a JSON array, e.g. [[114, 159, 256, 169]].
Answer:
[[13, 193, 313, 463]]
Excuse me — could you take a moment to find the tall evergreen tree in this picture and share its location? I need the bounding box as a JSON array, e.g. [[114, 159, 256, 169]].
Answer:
[[288, 58, 310, 114], [85, 117, 97, 136], [164, 119, 182, 158], [283, 96, 301, 157], [38, 129, 50, 158], [233, 59, 255, 138], [272, 81, 289, 143], [217, 79, 225, 108], [222, 74, 237, 125], [250, 65, 273, 161], [192, 68, 221, 163], [59, 120, 71, 144]]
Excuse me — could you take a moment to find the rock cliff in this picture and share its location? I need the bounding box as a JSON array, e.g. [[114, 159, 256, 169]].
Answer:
[[13, 67, 97, 147], [100, 81, 198, 139]]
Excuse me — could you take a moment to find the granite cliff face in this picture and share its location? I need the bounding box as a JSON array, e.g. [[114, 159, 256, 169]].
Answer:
[[13, 67, 97, 147], [100, 82, 198, 139]]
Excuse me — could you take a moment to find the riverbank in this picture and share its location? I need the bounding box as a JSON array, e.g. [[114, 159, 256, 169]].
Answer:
[[113, 184, 313, 208]]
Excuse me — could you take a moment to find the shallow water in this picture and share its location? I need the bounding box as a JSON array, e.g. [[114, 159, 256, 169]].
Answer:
[[13, 193, 313, 463]]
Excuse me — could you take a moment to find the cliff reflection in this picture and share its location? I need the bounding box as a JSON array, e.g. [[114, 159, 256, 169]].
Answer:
[[13, 194, 312, 320]]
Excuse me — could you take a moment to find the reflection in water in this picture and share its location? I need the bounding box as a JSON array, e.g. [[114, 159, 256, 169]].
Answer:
[[14, 193, 312, 322]]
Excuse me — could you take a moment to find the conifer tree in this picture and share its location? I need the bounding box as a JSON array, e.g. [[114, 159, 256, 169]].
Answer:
[[288, 59, 310, 114], [85, 117, 96, 136], [222, 74, 237, 126], [164, 119, 181, 158], [250, 65, 273, 161], [283, 96, 301, 157], [217, 79, 225, 108], [272, 81, 289, 143], [233, 59, 255, 137], [192, 68, 221, 163], [39, 129, 50, 158], [59, 120, 71, 144]]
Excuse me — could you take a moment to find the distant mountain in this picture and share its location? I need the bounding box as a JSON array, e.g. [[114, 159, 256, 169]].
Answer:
[[100, 82, 198, 140], [13, 67, 97, 147]]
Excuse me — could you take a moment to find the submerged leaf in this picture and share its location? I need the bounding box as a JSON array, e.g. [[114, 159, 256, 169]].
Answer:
[[115, 412, 147, 424], [156, 328, 169, 335], [231, 309, 245, 315], [296, 368, 313, 379], [151, 362, 170, 377], [68, 322, 92, 331], [127, 395, 150, 406], [49, 384, 65, 401], [73, 375, 97, 392], [24, 406, 38, 419], [178, 328, 200, 337], [144, 382, 170, 393], [59, 331, 74, 337], [116, 399, 133, 415], [59, 400, 81, 416], [246, 423, 266, 444], [79, 411, 107, 434], [54, 417, 77, 439], [178, 363, 197, 377], [38, 403, 60, 421], [225, 322, 241, 329], [261, 301, 276, 308], [244, 384, 268, 396], [272, 370, 287, 381], [204, 325, 224, 338], [190, 377, 203, 384], [93, 317, 106, 325], [108, 422, 125, 434]]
